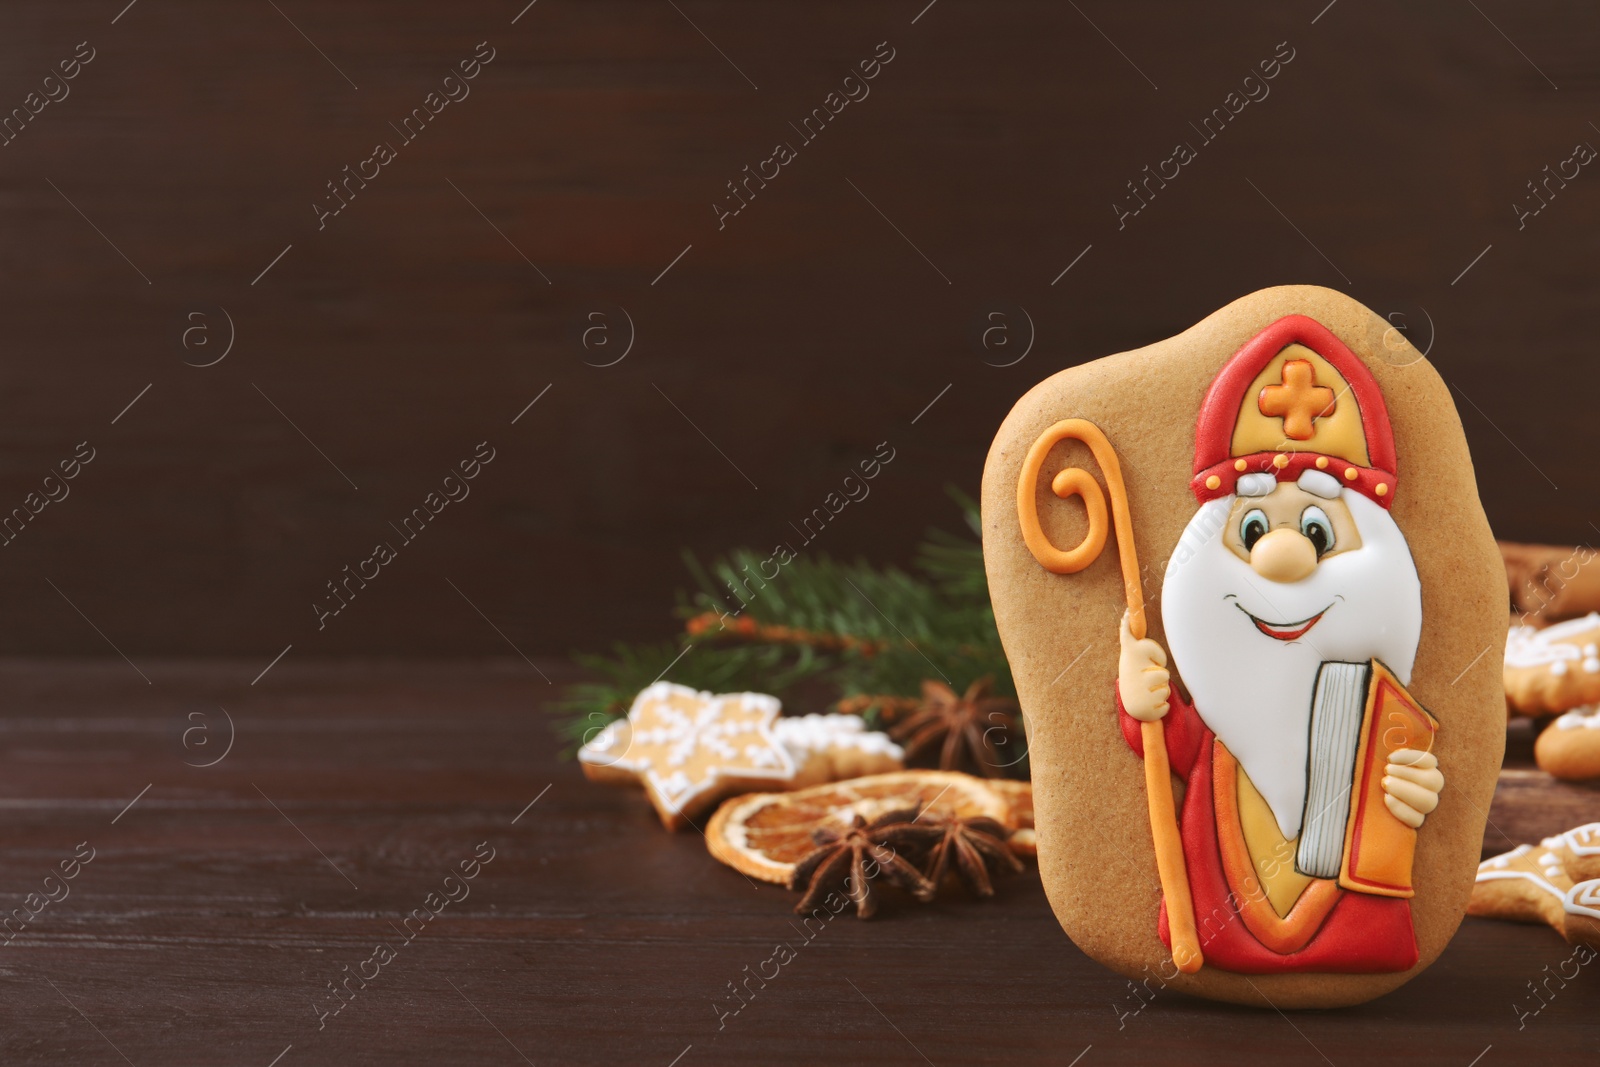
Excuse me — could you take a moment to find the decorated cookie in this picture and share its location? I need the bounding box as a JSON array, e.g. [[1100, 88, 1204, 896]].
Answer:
[[1470, 841, 1575, 928], [577, 719, 642, 786], [1501, 540, 1600, 625], [578, 682, 797, 830], [578, 687, 903, 829], [774, 713, 906, 786], [982, 286, 1504, 1008], [1562, 881, 1600, 950], [1533, 705, 1600, 780], [1554, 822, 1600, 881], [1471, 826, 1600, 951], [1503, 614, 1600, 715]]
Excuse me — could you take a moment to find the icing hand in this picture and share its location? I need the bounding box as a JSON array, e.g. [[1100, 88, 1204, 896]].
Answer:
[[1118, 610, 1171, 722], [1381, 748, 1443, 829]]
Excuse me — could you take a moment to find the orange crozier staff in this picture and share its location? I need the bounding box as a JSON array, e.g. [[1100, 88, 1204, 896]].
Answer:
[[1017, 418, 1203, 974]]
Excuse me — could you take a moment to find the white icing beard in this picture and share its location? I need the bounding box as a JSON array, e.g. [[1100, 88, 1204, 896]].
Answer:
[[1160, 491, 1423, 840]]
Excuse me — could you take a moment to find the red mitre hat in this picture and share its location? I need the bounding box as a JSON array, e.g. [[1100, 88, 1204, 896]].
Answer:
[[1191, 314, 1398, 508]]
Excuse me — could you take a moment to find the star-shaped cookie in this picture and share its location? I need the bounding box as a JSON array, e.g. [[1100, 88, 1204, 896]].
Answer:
[[1470, 824, 1600, 949], [1556, 822, 1600, 881], [1471, 840, 1575, 928], [1564, 880, 1600, 950], [580, 682, 796, 830]]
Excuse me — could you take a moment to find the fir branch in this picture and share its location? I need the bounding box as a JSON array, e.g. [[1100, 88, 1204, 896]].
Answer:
[[916, 487, 991, 602], [555, 489, 1014, 753]]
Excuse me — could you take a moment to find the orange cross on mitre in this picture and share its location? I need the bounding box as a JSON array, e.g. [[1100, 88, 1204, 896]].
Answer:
[[1258, 359, 1337, 441]]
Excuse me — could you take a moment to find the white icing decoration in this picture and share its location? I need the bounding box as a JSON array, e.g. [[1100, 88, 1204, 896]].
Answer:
[[1553, 706, 1600, 731], [581, 695, 904, 817], [1237, 472, 1276, 497], [1297, 469, 1342, 499], [1476, 843, 1571, 899], [1162, 489, 1423, 840], [1481, 850, 1516, 870], [1504, 613, 1600, 669], [577, 720, 624, 762], [1566, 880, 1600, 921], [1551, 660, 1569, 677], [1561, 823, 1600, 856], [598, 682, 796, 815], [744, 745, 782, 768], [772, 713, 904, 762]]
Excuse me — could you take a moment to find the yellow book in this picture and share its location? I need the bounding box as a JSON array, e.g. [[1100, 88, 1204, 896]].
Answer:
[[1338, 660, 1438, 899]]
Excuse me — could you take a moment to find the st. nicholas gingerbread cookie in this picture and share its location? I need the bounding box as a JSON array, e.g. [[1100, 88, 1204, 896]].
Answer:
[[983, 286, 1504, 1008]]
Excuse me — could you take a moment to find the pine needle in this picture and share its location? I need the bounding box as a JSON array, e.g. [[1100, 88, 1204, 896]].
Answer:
[[553, 489, 1015, 758]]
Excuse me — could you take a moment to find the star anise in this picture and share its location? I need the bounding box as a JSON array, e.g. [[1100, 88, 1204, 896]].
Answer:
[[788, 809, 936, 919], [889, 676, 1022, 779], [901, 814, 1024, 898]]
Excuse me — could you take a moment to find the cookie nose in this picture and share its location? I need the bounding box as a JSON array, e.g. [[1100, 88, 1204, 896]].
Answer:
[[1250, 528, 1318, 583]]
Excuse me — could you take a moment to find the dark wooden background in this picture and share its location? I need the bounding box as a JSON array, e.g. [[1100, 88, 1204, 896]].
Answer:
[[1, 0, 1596, 658], [3, 2, 1600, 1064], [2, 660, 1594, 1066]]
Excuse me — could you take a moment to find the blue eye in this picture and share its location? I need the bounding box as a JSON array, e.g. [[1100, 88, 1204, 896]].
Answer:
[[1240, 508, 1269, 551], [1300, 505, 1335, 557]]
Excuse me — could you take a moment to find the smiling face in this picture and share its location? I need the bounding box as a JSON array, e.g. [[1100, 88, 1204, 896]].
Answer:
[[1219, 480, 1364, 640], [1160, 473, 1423, 839]]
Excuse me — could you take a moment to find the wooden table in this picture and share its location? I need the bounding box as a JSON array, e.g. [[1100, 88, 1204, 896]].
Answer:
[[3, 659, 1596, 1066]]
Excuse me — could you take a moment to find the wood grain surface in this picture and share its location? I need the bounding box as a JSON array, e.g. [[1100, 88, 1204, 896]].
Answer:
[[1, 1, 1597, 656], [0, 657, 1592, 1066]]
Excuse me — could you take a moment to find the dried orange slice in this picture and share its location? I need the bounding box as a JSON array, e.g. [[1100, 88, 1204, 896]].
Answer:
[[706, 770, 1011, 884], [991, 779, 1035, 857]]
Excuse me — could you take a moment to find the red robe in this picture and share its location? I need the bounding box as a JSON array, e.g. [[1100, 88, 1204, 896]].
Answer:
[[1118, 683, 1419, 973]]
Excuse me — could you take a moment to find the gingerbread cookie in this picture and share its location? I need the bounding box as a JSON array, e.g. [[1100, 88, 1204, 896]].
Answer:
[[1469, 827, 1600, 950], [579, 688, 903, 828], [1562, 881, 1600, 949], [1554, 822, 1600, 881], [578, 682, 797, 830], [1501, 540, 1600, 625], [983, 286, 1504, 1008], [1534, 706, 1600, 781], [577, 719, 641, 786], [774, 713, 905, 786], [1470, 841, 1574, 928], [1503, 614, 1600, 715]]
